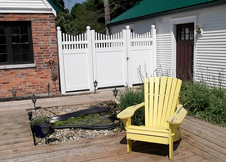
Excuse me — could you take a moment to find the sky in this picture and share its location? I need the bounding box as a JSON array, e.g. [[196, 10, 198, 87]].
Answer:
[[64, 0, 86, 11]]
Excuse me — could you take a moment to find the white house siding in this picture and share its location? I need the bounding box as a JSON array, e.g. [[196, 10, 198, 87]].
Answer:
[[109, 4, 226, 87], [155, 17, 171, 76], [195, 5, 226, 88], [0, 0, 56, 16]]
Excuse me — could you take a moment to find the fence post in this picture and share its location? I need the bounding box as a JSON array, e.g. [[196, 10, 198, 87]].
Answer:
[[91, 29, 97, 90], [122, 29, 128, 86], [86, 26, 94, 91], [151, 25, 157, 73], [57, 27, 66, 94], [126, 25, 133, 88]]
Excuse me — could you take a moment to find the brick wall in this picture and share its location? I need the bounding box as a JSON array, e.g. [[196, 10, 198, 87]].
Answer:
[[0, 13, 59, 98]]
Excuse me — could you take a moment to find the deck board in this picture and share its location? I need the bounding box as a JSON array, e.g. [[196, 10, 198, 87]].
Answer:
[[0, 110, 226, 161]]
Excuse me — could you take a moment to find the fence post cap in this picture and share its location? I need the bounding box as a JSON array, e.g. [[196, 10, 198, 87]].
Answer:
[[57, 26, 61, 31], [151, 25, 155, 28], [86, 26, 91, 30], [126, 25, 130, 30]]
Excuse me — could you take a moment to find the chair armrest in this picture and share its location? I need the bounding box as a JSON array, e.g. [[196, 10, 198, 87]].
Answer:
[[167, 104, 187, 125], [117, 102, 145, 119]]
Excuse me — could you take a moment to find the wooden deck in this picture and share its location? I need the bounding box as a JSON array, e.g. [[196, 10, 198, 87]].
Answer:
[[0, 109, 226, 162]]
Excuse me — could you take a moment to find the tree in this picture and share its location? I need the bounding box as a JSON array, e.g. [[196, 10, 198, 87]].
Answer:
[[55, 11, 73, 33], [53, 0, 143, 35], [68, 4, 105, 35], [110, 0, 142, 19], [51, 0, 66, 12], [71, 3, 83, 18]]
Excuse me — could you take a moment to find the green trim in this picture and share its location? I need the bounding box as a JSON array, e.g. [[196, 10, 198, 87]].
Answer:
[[47, 0, 60, 13], [108, 0, 226, 26]]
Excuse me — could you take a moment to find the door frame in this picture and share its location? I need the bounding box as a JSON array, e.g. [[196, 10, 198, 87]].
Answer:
[[170, 15, 197, 78]]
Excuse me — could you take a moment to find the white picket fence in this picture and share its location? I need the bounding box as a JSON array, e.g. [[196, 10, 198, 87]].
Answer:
[[57, 25, 156, 94]]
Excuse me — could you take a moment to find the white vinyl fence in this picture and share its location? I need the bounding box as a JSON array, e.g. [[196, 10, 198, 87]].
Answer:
[[57, 25, 156, 94]]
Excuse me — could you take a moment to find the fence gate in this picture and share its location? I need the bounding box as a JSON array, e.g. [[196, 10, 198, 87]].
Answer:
[[57, 26, 156, 94]]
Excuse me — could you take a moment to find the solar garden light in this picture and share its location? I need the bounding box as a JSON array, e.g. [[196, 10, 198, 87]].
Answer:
[[41, 121, 50, 144], [12, 89, 16, 98], [113, 88, 118, 98], [28, 111, 32, 121], [47, 81, 50, 96], [31, 93, 37, 110], [113, 88, 118, 108], [93, 80, 98, 93]]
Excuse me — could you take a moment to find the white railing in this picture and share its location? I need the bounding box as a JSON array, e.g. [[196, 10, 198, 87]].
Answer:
[[57, 25, 156, 94]]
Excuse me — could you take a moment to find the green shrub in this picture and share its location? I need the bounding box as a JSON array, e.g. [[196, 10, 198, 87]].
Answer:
[[118, 86, 145, 128], [180, 81, 211, 114], [30, 116, 50, 125], [180, 80, 226, 127]]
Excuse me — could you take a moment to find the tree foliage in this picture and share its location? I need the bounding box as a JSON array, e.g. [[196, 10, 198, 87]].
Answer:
[[110, 0, 142, 19], [51, 0, 66, 12], [53, 0, 142, 35]]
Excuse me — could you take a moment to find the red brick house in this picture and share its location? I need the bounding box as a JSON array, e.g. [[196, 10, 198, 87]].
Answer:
[[0, 0, 59, 98]]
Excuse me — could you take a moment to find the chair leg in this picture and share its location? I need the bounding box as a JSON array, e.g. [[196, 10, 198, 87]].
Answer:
[[127, 139, 132, 153], [169, 135, 173, 160]]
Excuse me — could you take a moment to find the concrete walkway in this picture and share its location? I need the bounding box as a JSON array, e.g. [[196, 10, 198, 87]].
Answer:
[[0, 88, 120, 112]]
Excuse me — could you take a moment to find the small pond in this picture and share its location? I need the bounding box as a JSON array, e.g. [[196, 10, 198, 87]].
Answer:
[[52, 110, 118, 129], [28, 101, 121, 145]]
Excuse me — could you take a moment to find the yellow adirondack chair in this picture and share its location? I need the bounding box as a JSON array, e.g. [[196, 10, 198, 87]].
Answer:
[[117, 77, 187, 159]]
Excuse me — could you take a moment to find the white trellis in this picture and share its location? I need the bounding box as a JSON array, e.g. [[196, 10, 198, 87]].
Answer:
[[57, 25, 156, 94]]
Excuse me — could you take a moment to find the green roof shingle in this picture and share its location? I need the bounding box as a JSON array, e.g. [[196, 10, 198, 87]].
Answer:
[[108, 0, 225, 25]]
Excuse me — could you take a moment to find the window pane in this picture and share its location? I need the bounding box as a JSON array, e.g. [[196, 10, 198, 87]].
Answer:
[[13, 52, 31, 63], [22, 53, 31, 61], [22, 44, 30, 53], [12, 35, 29, 43], [11, 26, 19, 34], [0, 45, 7, 53], [12, 44, 31, 62], [12, 35, 20, 43], [21, 35, 29, 43], [180, 28, 184, 40], [13, 53, 22, 62], [0, 36, 6, 44], [0, 53, 8, 63], [11, 26, 28, 34], [12, 44, 21, 54], [190, 27, 194, 40], [185, 28, 189, 40], [0, 26, 5, 34]]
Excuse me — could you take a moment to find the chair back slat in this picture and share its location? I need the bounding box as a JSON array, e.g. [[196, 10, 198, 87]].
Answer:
[[146, 77, 154, 127], [153, 77, 160, 128], [157, 77, 167, 128], [162, 78, 178, 128], [144, 78, 149, 127], [160, 77, 173, 128], [144, 77, 182, 129], [164, 79, 182, 128]]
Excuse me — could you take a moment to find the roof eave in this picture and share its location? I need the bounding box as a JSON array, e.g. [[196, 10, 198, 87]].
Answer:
[[47, 0, 60, 13]]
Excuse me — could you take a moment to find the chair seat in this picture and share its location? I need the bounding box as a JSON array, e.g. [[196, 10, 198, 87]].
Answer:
[[127, 125, 169, 137]]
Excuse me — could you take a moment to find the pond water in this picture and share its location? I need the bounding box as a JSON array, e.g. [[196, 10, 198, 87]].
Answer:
[[52, 111, 117, 128]]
